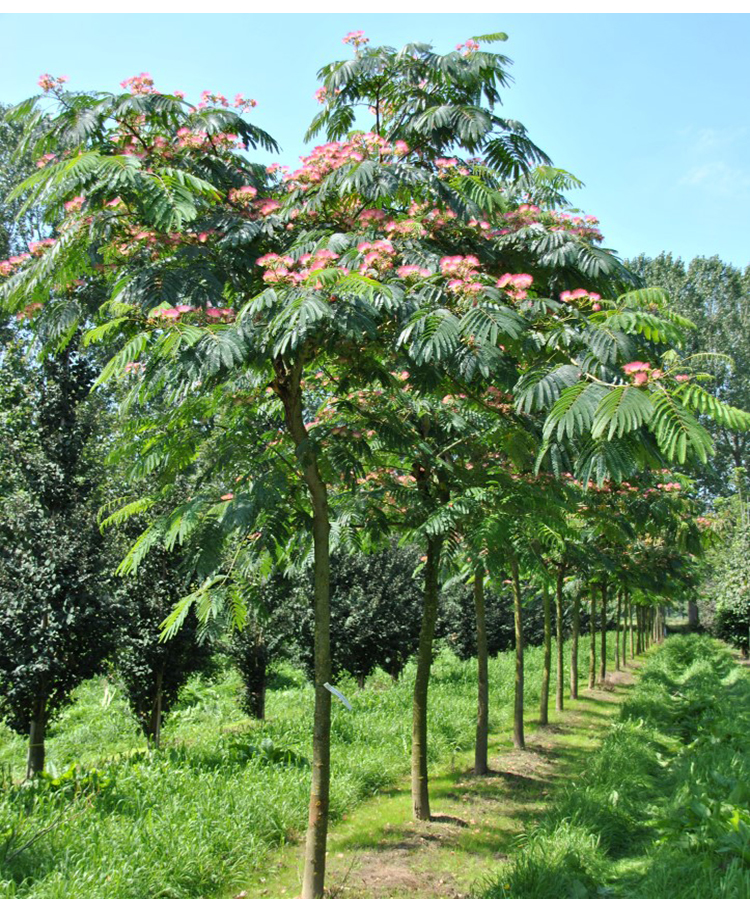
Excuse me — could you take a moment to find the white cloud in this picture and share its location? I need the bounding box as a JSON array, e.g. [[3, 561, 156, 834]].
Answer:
[[680, 160, 750, 193]]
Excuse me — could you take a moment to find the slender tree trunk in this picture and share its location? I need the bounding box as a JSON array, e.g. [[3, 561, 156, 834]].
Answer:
[[278, 366, 332, 899], [555, 568, 564, 712], [635, 606, 641, 654], [26, 695, 47, 779], [412, 534, 443, 819], [588, 591, 597, 689], [688, 600, 699, 630], [474, 565, 489, 775], [621, 595, 628, 667], [637, 606, 644, 654], [149, 666, 164, 748], [245, 634, 268, 719], [615, 592, 621, 671], [511, 555, 525, 750], [540, 581, 551, 725], [599, 582, 608, 684], [629, 600, 635, 659], [570, 594, 580, 700]]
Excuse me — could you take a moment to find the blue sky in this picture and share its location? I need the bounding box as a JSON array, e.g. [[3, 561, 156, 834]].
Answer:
[[2, 13, 749, 268]]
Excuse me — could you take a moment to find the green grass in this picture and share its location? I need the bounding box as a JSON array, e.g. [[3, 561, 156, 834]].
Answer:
[[479, 634, 750, 899], [0, 634, 618, 899]]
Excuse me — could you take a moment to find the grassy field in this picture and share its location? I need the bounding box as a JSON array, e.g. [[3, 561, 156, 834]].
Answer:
[[0, 634, 619, 899], [481, 634, 750, 899]]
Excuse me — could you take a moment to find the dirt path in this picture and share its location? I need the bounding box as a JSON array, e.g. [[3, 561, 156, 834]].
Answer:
[[238, 667, 638, 899]]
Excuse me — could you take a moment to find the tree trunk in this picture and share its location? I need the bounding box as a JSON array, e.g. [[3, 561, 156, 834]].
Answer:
[[570, 594, 580, 700], [148, 666, 164, 748], [615, 592, 621, 671], [278, 366, 332, 899], [635, 606, 645, 655], [588, 591, 597, 689], [26, 695, 47, 779], [245, 634, 267, 719], [555, 568, 564, 712], [540, 581, 551, 725], [412, 534, 443, 819], [599, 582, 608, 684], [687, 600, 699, 630], [629, 600, 635, 659], [474, 566, 489, 775], [511, 555, 525, 750]]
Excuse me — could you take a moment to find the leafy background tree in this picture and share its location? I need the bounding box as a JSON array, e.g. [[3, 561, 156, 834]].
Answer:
[[0, 331, 115, 777], [114, 543, 215, 745], [629, 253, 750, 496]]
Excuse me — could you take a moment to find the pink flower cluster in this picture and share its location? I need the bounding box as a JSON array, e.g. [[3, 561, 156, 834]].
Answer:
[[38, 73, 68, 93], [256, 249, 347, 286], [0, 253, 32, 276], [28, 238, 56, 256], [173, 128, 241, 153], [441, 255, 484, 297], [64, 195, 85, 214], [342, 30, 369, 48], [550, 211, 603, 243], [455, 38, 480, 55], [36, 153, 57, 168], [383, 217, 427, 238], [560, 288, 602, 311], [227, 185, 258, 205], [15, 302, 43, 320], [656, 481, 682, 492], [498, 204, 542, 235], [497, 272, 533, 301], [357, 240, 396, 276], [120, 73, 156, 95], [622, 361, 664, 387], [285, 133, 403, 192], [197, 90, 257, 112], [150, 305, 235, 323], [124, 361, 145, 374], [435, 157, 471, 177], [396, 265, 432, 281]]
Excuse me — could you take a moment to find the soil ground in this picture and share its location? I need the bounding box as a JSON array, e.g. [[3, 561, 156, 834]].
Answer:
[[236, 663, 639, 899]]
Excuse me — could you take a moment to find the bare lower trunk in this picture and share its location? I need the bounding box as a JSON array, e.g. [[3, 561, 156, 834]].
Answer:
[[278, 366, 332, 899], [688, 600, 699, 630], [570, 594, 580, 700], [555, 568, 564, 712], [588, 592, 597, 689], [303, 505, 332, 899], [26, 695, 47, 779], [615, 592, 621, 671], [244, 636, 268, 719], [412, 535, 443, 820], [636, 606, 643, 654], [629, 600, 635, 659], [149, 667, 164, 748], [540, 581, 551, 725], [474, 566, 489, 775], [511, 555, 525, 750], [599, 582, 608, 684]]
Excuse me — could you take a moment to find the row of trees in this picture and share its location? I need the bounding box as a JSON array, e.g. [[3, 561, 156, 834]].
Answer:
[[1, 32, 748, 899]]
